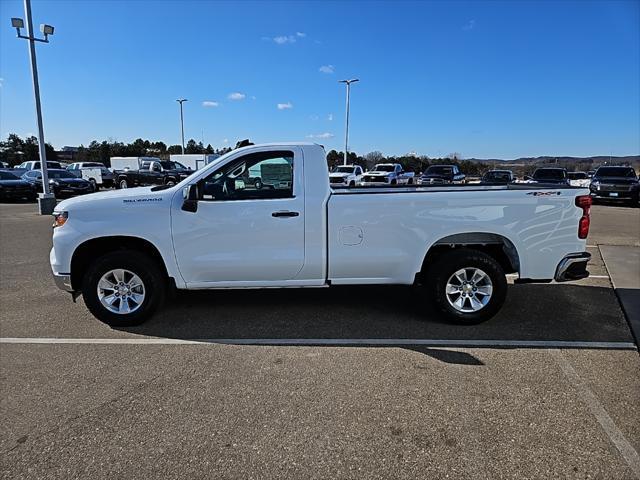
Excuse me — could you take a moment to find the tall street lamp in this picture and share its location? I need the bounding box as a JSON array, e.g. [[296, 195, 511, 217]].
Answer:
[[339, 78, 359, 166], [176, 99, 188, 154], [12, 0, 56, 214]]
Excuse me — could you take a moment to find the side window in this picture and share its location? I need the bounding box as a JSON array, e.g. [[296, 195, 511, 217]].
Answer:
[[200, 150, 294, 201]]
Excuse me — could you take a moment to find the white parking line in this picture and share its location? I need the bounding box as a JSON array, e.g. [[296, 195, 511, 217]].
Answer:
[[0, 337, 636, 349], [552, 350, 640, 477]]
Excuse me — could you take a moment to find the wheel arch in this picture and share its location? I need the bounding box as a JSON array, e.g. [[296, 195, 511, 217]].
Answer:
[[70, 235, 170, 291], [419, 232, 520, 281]]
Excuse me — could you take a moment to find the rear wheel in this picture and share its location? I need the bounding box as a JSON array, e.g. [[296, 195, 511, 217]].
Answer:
[[391, 179, 397, 185], [349, 180, 355, 187], [425, 249, 507, 324], [89, 178, 98, 191], [82, 251, 165, 327], [254, 179, 263, 190], [165, 179, 176, 187], [118, 178, 128, 189], [408, 178, 414, 185]]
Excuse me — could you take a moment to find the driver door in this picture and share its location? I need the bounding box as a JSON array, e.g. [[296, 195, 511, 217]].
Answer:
[[171, 148, 305, 285]]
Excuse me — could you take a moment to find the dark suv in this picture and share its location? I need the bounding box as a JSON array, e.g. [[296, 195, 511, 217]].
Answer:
[[590, 166, 639, 205]]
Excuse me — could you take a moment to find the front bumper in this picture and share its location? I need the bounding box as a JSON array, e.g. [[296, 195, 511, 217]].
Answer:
[[52, 272, 74, 292], [554, 252, 591, 282]]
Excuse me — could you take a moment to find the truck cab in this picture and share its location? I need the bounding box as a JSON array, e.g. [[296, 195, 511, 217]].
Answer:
[[115, 160, 192, 189], [329, 165, 364, 187]]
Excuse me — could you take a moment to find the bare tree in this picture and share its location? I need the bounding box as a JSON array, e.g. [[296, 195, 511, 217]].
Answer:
[[364, 150, 385, 170]]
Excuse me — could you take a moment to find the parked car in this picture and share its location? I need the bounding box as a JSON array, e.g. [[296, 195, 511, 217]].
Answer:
[[420, 165, 466, 185], [567, 171, 591, 188], [50, 143, 592, 327], [480, 170, 514, 185], [115, 160, 192, 189], [22, 169, 94, 197], [360, 163, 415, 185], [589, 166, 639, 205], [67, 162, 115, 188], [529, 168, 569, 185], [329, 165, 364, 187], [0, 170, 37, 201]]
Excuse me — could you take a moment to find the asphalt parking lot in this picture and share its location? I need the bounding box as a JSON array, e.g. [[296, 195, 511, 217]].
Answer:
[[1, 202, 639, 479]]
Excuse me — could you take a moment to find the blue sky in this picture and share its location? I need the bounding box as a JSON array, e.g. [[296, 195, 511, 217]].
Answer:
[[1, 0, 638, 158]]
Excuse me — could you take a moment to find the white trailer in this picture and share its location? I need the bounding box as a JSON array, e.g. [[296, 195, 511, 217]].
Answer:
[[110, 157, 161, 172], [170, 154, 220, 171]]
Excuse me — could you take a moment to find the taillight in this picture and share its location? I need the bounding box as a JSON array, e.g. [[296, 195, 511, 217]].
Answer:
[[575, 195, 591, 239]]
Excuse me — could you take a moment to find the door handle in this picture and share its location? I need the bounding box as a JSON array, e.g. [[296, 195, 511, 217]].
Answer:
[[272, 211, 299, 218]]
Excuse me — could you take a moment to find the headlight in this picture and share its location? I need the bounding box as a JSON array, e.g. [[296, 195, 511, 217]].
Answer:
[[52, 211, 68, 228]]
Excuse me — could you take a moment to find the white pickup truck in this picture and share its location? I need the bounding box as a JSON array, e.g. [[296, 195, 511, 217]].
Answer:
[[50, 143, 592, 327]]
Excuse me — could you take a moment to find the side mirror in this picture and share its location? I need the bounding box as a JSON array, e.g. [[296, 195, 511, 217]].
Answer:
[[182, 184, 199, 213]]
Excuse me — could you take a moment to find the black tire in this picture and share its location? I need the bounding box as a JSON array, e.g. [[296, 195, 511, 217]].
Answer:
[[118, 178, 128, 189], [425, 249, 507, 324], [89, 178, 98, 191], [391, 179, 397, 185], [408, 178, 414, 185], [254, 179, 263, 190], [82, 251, 166, 327], [165, 179, 176, 186], [349, 180, 355, 187]]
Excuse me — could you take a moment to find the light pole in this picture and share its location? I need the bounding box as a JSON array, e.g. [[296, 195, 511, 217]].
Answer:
[[12, 0, 56, 215], [339, 78, 359, 165], [176, 99, 188, 154]]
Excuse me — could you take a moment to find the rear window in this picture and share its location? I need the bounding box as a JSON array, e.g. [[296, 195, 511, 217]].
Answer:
[[595, 167, 636, 178]]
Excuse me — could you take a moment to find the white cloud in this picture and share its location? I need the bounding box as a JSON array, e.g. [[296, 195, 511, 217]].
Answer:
[[273, 35, 297, 45], [277, 102, 293, 110], [270, 32, 306, 44], [228, 92, 246, 101], [306, 133, 334, 139], [327, 113, 333, 121], [202, 101, 219, 107], [463, 19, 476, 30], [319, 65, 335, 74]]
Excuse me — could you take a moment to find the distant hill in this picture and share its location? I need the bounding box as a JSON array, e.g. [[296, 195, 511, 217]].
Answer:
[[468, 155, 639, 165]]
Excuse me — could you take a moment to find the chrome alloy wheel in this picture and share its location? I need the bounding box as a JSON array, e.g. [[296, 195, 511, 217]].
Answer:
[[445, 268, 493, 313], [97, 269, 145, 314]]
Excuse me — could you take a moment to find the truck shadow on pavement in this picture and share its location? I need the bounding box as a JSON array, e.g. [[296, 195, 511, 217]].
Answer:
[[119, 283, 635, 348]]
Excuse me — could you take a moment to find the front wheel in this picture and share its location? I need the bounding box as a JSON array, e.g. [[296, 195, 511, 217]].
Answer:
[[425, 249, 507, 324], [82, 251, 166, 327]]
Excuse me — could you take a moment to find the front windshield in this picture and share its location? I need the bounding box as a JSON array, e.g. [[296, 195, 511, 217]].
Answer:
[[595, 167, 636, 178], [373, 165, 395, 172], [333, 166, 355, 173], [160, 161, 187, 170], [534, 169, 566, 180], [426, 166, 453, 175], [484, 171, 511, 181], [48, 171, 75, 179], [567, 172, 588, 180]]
